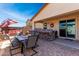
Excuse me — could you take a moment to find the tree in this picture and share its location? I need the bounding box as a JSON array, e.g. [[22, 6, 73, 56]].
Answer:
[[26, 19, 32, 27]]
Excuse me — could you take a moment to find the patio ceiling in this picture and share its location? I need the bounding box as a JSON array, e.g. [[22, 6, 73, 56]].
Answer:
[[34, 20, 44, 23], [34, 9, 79, 23]]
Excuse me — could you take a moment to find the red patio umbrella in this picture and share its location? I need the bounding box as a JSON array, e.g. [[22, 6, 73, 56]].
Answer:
[[0, 18, 18, 34], [0, 18, 18, 28], [0, 22, 8, 28]]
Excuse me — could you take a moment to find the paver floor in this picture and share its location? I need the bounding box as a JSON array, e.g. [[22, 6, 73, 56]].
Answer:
[[0, 39, 79, 56]]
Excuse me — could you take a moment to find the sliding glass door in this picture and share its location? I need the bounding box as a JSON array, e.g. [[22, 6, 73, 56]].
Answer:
[[59, 19, 76, 38]]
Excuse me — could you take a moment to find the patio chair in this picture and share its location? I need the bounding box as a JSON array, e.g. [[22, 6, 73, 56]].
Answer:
[[23, 35, 39, 56], [31, 30, 39, 36], [46, 30, 56, 41], [9, 37, 21, 56], [30, 31, 35, 35]]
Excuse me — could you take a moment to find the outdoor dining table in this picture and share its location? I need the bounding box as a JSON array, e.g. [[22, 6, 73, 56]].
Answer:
[[15, 34, 31, 55], [38, 30, 52, 39]]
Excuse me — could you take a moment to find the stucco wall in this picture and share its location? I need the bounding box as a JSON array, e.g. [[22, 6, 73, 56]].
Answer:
[[34, 23, 43, 29], [32, 3, 79, 40], [45, 19, 59, 30], [34, 12, 79, 40], [33, 3, 79, 22], [43, 12, 79, 40]]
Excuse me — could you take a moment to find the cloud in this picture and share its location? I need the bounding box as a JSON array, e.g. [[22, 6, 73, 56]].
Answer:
[[0, 9, 28, 27], [1, 10, 26, 21], [0, 3, 43, 27]]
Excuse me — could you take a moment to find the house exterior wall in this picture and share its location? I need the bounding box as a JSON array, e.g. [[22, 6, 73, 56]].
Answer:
[[34, 23, 43, 29], [32, 3, 79, 40], [36, 13, 79, 40], [32, 3, 79, 22], [33, 12, 79, 40]]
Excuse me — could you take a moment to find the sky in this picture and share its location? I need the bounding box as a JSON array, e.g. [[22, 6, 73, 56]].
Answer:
[[0, 3, 44, 27]]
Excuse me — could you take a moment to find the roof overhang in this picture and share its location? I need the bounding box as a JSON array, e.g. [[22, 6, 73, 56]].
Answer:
[[31, 3, 48, 21], [32, 3, 79, 22]]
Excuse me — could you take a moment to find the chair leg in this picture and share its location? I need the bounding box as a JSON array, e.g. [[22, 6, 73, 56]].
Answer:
[[31, 48, 38, 56], [22, 47, 38, 56], [9, 46, 21, 56], [10, 47, 12, 56], [33, 44, 39, 48]]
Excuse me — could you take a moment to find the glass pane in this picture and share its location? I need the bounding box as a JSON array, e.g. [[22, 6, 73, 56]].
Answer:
[[67, 19, 75, 38], [59, 20, 66, 37]]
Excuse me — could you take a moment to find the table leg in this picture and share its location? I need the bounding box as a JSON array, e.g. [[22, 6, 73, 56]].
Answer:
[[21, 43, 24, 55]]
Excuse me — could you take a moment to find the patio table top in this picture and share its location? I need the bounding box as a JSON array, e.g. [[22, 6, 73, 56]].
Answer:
[[16, 34, 31, 41], [16, 36, 28, 41]]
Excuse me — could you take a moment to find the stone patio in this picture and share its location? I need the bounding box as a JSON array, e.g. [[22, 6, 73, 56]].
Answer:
[[0, 38, 79, 56]]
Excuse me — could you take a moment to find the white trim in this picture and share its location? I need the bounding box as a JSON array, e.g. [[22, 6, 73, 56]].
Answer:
[[75, 17, 78, 40]]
